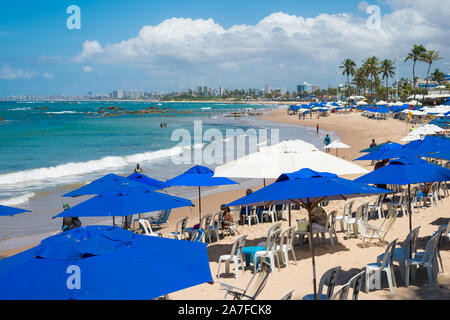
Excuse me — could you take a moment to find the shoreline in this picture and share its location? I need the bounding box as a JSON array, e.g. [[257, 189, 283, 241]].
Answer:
[[1, 109, 449, 300], [0, 110, 383, 257]]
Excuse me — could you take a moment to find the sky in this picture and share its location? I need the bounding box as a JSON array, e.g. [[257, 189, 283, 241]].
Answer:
[[0, 0, 449, 96]]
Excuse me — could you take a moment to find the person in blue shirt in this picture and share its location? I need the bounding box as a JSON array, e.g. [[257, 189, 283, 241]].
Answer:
[[324, 134, 331, 153]]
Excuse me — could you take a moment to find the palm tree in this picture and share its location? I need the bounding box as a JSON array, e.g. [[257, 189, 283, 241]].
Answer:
[[339, 59, 356, 97], [404, 44, 427, 100], [362, 56, 380, 102], [431, 68, 445, 84], [379, 59, 396, 101], [421, 50, 443, 102], [352, 67, 367, 95]]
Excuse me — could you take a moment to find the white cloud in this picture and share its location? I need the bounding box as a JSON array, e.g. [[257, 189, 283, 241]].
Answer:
[[73, 1, 449, 88], [0, 66, 37, 80], [42, 72, 54, 79], [83, 66, 94, 72]]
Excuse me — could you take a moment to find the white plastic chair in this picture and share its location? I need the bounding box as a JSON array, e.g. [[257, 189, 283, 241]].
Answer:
[[208, 211, 223, 242], [302, 266, 341, 300], [336, 200, 353, 233], [254, 229, 281, 274], [367, 194, 385, 220], [421, 183, 438, 208], [344, 202, 364, 238], [217, 235, 247, 279], [347, 271, 365, 300], [219, 262, 271, 300], [406, 233, 440, 288], [257, 222, 282, 247], [377, 226, 420, 284], [330, 282, 351, 300], [318, 211, 338, 246], [139, 219, 162, 237], [280, 289, 295, 300], [200, 213, 214, 243], [365, 238, 398, 293], [261, 205, 277, 223], [276, 226, 297, 267], [169, 216, 188, 240], [389, 189, 408, 217], [243, 207, 259, 227], [359, 209, 398, 244]]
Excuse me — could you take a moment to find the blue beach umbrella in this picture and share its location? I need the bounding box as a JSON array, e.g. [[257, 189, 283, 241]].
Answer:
[[127, 173, 167, 190], [0, 205, 30, 217], [165, 165, 238, 222], [0, 226, 212, 300], [404, 135, 450, 156], [63, 173, 157, 197], [355, 157, 450, 231], [228, 168, 391, 300], [55, 185, 193, 219], [354, 145, 417, 161], [360, 142, 402, 153], [424, 151, 450, 161]]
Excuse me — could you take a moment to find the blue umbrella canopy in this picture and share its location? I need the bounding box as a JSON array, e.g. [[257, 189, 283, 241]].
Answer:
[[0, 226, 212, 300], [63, 173, 157, 197], [403, 135, 450, 156], [127, 173, 167, 190], [227, 168, 391, 300], [354, 157, 450, 186], [166, 166, 238, 222], [354, 145, 417, 161], [425, 151, 450, 161], [360, 142, 402, 153], [354, 157, 450, 232], [165, 165, 238, 188], [228, 168, 392, 207], [55, 185, 193, 218], [0, 205, 30, 217]]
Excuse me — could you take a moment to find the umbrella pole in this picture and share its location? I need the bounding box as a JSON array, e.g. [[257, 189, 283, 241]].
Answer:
[[198, 186, 202, 223], [306, 203, 318, 300], [407, 184, 413, 259], [288, 204, 291, 227], [263, 178, 266, 187], [113, 216, 115, 227]]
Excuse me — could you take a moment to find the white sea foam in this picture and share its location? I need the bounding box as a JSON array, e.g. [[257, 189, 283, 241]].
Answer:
[[0, 146, 187, 187], [0, 192, 36, 206], [45, 111, 80, 114], [8, 107, 32, 111]]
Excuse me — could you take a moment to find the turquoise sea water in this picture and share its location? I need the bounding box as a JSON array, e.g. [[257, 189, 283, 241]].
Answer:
[[0, 101, 334, 242]]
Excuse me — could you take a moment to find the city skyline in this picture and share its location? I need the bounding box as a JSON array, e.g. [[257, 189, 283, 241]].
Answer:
[[0, 1, 449, 96]]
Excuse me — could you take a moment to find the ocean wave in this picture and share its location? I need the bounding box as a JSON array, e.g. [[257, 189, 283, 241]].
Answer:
[[0, 146, 187, 186], [0, 192, 35, 206], [7, 107, 32, 111], [45, 111, 80, 114]]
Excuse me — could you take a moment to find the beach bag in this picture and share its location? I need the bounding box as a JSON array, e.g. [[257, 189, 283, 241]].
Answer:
[[296, 220, 309, 232]]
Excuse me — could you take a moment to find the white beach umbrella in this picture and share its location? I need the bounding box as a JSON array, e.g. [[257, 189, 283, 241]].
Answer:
[[401, 134, 422, 142], [214, 139, 369, 180], [323, 140, 351, 157], [377, 100, 388, 105], [356, 101, 368, 106]]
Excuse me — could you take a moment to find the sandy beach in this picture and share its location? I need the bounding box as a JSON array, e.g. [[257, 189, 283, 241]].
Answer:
[[1, 109, 449, 300]]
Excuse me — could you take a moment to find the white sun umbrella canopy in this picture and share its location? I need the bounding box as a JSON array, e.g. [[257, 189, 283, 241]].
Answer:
[[214, 140, 369, 180], [356, 101, 368, 106], [377, 100, 388, 105], [323, 140, 351, 157]]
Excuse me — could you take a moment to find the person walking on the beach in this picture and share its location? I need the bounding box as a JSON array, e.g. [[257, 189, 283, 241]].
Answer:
[[324, 134, 331, 153], [316, 124, 319, 134], [370, 139, 377, 149], [134, 164, 143, 174]]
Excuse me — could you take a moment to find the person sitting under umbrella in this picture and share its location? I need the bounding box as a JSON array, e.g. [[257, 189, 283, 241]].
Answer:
[[134, 164, 143, 174], [310, 206, 337, 232], [61, 204, 81, 232]]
